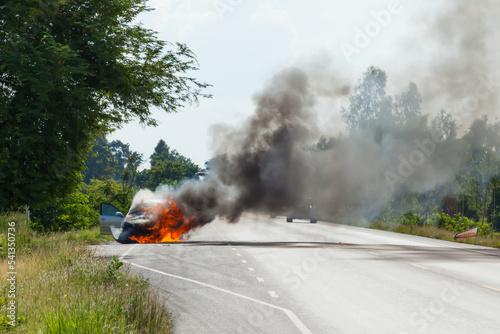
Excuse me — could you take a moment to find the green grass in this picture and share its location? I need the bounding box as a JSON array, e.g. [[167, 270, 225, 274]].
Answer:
[[0, 213, 172, 333], [369, 220, 500, 249]]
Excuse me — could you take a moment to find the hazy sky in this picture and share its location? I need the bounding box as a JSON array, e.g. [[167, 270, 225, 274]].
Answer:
[[108, 0, 497, 168]]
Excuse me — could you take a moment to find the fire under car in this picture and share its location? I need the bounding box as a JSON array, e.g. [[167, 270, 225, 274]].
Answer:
[[100, 199, 192, 243]]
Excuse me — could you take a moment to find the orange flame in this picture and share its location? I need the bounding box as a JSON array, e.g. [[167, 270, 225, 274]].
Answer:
[[129, 201, 195, 243]]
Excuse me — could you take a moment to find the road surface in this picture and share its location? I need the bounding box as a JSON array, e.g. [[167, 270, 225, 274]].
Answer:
[[94, 214, 500, 334]]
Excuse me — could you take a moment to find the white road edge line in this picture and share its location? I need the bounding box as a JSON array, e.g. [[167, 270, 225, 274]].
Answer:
[[120, 244, 138, 260], [123, 260, 312, 334]]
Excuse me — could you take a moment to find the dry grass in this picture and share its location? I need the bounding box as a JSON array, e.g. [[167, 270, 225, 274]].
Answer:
[[0, 213, 172, 333], [370, 220, 500, 248]]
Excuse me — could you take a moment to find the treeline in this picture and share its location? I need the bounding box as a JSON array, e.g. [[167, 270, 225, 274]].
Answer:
[[337, 66, 500, 234], [31, 139, 201, 232]]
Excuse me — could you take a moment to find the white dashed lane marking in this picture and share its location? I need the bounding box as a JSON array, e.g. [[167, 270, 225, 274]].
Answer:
[[482, 285, 500, 292], [257, 277, 265, 282], [411, 264, 429, 270], [248, 267, 255, 272], [236, 253, 241, 256], [242, 260, 247, 263], [268, 291, 279, 298]]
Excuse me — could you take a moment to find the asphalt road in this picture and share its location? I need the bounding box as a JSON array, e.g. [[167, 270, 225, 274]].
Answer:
[[94, 214, 500, 334]]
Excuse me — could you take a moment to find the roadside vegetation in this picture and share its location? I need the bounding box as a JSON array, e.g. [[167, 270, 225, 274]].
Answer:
[[0, 213, 172, 333], [369, 216, 500, 249], [334, 67, 500, 243]]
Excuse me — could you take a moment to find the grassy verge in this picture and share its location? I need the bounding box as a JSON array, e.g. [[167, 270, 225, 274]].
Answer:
[[369, 220, 500, 249], [0, 213, 172, 333]]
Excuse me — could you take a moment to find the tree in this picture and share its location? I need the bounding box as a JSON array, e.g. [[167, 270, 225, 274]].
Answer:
[[147, 160, 189, 189], [340, 66, 393, 131], [431, 110, 457, 141], [139, 140, 200, 190], [120, 150, 143, 203], [150, 139, 193, 166], [83, 137, 120, 183], [393, 82, 422, 128], [0, 0, 211, 210], [109, 140, 133, 178]]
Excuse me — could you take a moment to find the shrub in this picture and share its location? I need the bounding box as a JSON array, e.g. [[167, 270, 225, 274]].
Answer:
[[430, 211, 493, 237], [400, 211, 423, 226], [30, 188, 96, 233]]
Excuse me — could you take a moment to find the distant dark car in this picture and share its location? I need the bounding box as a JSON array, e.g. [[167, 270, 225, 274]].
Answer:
[[286, 198, 317, 224]]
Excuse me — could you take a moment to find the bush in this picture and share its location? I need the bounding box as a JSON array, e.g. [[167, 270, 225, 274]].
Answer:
[[81, 178, 133, 215], [400, 211, 423, 226], [30, 188, 96, 233], [30, 177, 133, 233], [430, 211, 493, 237]]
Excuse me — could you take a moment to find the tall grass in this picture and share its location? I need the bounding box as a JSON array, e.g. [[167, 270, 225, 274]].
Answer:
[[0, 214, 172, 333]]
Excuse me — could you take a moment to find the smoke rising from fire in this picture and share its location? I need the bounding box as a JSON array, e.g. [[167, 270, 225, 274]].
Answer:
[[174, 66, 463, 228], [129, 0, 498, 237], [410, 0, 499, 125]]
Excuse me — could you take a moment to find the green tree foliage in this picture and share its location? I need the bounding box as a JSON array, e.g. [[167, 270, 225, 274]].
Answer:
[[340, 66, 393, 131], [84, 138, 120, 183], [110, 140, 133, 178], [82, 178, 133, 215], [150, 139, 193, 166], [30, 181, 96, 232], [393, 82, 423, 128], [30, 177, 134, 233], [138, 140, 200, 189], [84, 137, 138, 183], [341, 67, 500, 231], [0, 0, 211, 210], [431, 110, 457, 141]]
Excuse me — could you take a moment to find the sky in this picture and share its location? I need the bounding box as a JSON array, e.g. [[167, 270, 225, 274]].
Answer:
[[108, 0, 498, 168]]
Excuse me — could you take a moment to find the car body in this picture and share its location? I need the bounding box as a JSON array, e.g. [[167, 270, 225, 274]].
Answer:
[[100, 199, 165, 243]]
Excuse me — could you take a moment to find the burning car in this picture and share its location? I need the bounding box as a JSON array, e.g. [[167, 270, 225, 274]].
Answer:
[[100, 198, 195, 244]]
